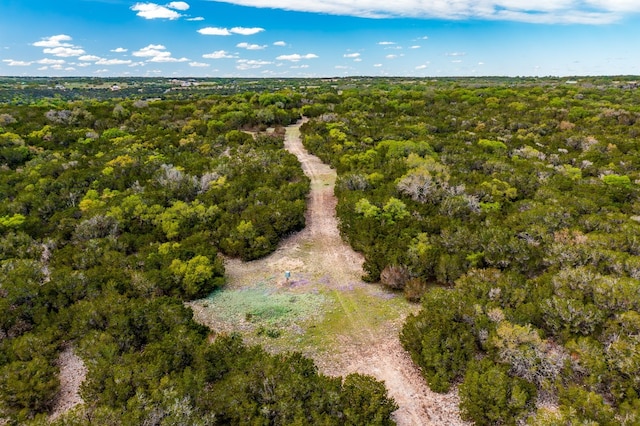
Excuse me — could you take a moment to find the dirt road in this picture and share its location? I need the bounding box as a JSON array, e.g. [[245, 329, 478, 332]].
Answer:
[[190, 119, 468, 425]]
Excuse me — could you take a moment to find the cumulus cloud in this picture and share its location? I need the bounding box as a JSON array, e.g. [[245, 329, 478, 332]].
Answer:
[[378, 41, 395, 45], [96, 58, 133, 65], [202, 50, 237, 59], [446, 52, 466, 56], [33, 34, 73, 48], [198, 26, 264, 35], [131, 3, 183, 20], [167, 1, 190, 10], [207, 0, 637, 24], [78, 55, 101, 61], [231, 27, 264, 35], [132, 44, 188, 62], [133, 44, 167, 57], [189, 61, 210, 67], [186, 16, 205, 21], [237, 58, 272, 70], [237, 42, 267, 50], [111, 47, 128, 53], [43, 46, 86, 57], [273, 41, 287, 46], [198, 27, 231, 35], [37, 58, 66, 65], [415, 64, 429, 70], [33, 35, 86, 57], [3, 59, 32, 66], [344, 52, 361, 58], [276, 53, 318, 61]]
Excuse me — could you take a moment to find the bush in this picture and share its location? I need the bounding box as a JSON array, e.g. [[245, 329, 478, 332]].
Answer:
[[459, 358, 536, 425]]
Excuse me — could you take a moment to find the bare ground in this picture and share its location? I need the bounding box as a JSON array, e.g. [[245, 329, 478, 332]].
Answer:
[[189, 119, 469, 426], [49, 346, 87, 421]]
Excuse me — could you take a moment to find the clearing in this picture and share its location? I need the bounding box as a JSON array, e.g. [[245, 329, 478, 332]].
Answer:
[[189, 119, 468, 425]]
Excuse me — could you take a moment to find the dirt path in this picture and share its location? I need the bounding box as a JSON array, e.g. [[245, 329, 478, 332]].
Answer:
[[49, 346, 87, 422], [190, 119, 468, 425]]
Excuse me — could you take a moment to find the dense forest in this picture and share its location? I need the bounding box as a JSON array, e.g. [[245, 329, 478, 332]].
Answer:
[[0, 89, 397, 424], [2, 76, 640, 424], [298, 77, 640, 424]]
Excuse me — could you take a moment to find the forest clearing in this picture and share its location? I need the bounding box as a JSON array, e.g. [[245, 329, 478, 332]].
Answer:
[[189, 120, 467, 425]]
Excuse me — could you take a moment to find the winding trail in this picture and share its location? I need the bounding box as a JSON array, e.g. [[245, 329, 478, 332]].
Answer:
[[190, 119, 468, 425]]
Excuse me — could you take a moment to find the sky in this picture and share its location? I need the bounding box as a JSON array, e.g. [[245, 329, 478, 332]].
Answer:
[[1, 0, 640, 78]]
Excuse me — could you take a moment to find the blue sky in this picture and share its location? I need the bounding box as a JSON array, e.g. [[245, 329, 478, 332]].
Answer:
[[1, 0, 639, 77]]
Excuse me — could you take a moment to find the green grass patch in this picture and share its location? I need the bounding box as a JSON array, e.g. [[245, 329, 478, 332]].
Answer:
[[205, 283, 326, 329]]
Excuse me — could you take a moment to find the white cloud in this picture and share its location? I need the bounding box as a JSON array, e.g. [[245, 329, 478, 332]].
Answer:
[[207, 0, 635, 24], [446, 52, 466, 56], [373, 63, 382, 67], [354, 58, 362, 62], [378, 41, 395, 45], [132, 44, 187, 62], [451, 59, 463, 63], [37, 58, 66, 65], [43, 46, 86, 57], [186, 16, 204, 21], [236, 58, 272, 70], [198, 27, 231, 35], [230, 27, 264, 35], [96, 58, 133, 65], [276, 53, 318, 61], [189, 61, 210, 67], [95, 69, 109, 74], [410, 45, 421, 49], [133, 44, 168, 57], [33, 35, 86, 58], [415, 64, 429, 70], [33, 34, 72, 48], [237, 42, 267, 50], [273, 41, 287, 46], [65, 67, 76, 71], [78, 55, 101, 61], [202, 50, 237, 59], [2, 59, 32, 66], [344, 52, 360, 58], [167, 1, 190, 10], [198, 26, 264, 36], [385, 54, 398, 59], [131, 3, 182, 19], [77, 62, 92, 67], [38, 66, 48, 71], [111, 47, 128, 53], [149, 55, 188, 62]]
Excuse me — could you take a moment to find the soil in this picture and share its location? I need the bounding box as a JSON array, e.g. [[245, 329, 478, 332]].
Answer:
[[190, 119, 469, 425], [49, 346, 87, 421]]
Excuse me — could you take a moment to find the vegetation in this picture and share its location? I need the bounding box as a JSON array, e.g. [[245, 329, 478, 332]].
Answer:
[[297, 77, 640, 423], [3, 75, 640, 424], [0, 89, 395, 424]]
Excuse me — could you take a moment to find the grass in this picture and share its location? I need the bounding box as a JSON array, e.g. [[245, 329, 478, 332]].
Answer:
[[196, 275, 417, 363], [202, 282, 326, 339]]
